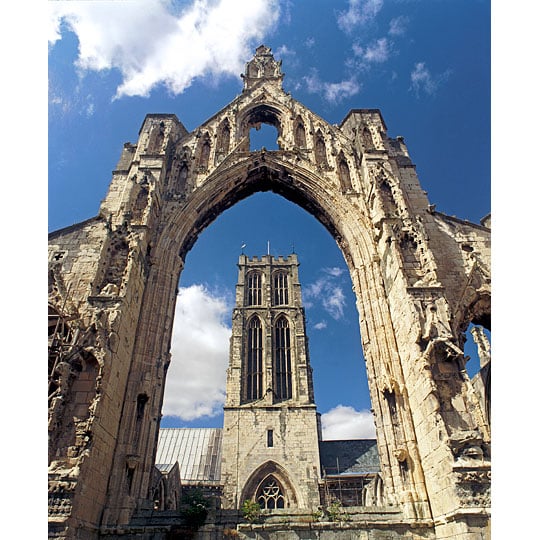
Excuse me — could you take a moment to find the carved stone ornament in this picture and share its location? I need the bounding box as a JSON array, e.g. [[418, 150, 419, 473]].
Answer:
[[394, 446, 409, 462]]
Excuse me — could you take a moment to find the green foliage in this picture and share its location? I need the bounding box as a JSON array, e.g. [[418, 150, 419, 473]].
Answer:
[[180, 490, 211, 529], [241, 499, 262, 523], [325, 499, 350, 523]]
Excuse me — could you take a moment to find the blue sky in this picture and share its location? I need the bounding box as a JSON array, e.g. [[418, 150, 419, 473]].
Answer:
[[47, 0, 492, 439]]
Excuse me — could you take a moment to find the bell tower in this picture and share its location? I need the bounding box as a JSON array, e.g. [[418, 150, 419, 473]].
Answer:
[[220, 253, 322, 511]]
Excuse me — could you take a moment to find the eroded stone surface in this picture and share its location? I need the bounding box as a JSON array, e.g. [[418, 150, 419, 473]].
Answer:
[[48, 46, 490, 539]]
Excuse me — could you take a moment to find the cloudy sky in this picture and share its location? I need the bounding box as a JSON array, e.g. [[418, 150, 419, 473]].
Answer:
[[46, 0, 495, 440]]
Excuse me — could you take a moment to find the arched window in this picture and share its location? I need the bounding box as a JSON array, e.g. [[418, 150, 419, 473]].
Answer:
[[246, 272, 262, 306], [273, 317, 292, 401], [257, 476, 286, 509], [294, 118, 306, 147], [273, 272, 288, 305], [315, 131, 328, 167], [244, 317, 263, 402], [218, 122, 230, 154], [338, 154, 353, 192], [197, 135, 211, 170]]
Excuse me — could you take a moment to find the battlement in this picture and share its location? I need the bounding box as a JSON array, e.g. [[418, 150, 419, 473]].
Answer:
[[238, 253, 298, 265]]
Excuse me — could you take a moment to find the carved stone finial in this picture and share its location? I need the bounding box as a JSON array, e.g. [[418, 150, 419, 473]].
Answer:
[[241, 45, 284, 91]]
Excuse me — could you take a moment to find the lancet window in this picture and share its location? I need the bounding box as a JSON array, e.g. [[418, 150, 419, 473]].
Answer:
[[294, 118, 307, 147], [273, 272, 289, 305], [244, 316, 263, 402], [315, 131, 328, 167], [338, 153, 353, 192], [247, 271, 262, 306], [273, 316, 292, 401]]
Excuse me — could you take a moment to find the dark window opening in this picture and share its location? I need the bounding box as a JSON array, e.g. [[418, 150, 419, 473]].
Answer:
[[267, 429, 274, 447], [274, 317, 292, 401], [247, 272, 262, 306], [273, 272, 289, 305], [244, 317, 263, 402], [126, 466, 135, 495], [136, 393, 149, 421]]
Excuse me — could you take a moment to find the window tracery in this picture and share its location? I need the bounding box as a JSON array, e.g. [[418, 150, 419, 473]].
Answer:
[[256, 476, 285, 509]]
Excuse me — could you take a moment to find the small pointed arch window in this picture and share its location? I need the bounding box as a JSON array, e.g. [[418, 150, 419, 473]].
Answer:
[[246, 271, 262, 306], [257, 476, 286, 509], [315, 130, 328, 167], [338, 153, 353, 192], [273, 316, 292, 401], [273, 271, 289, 306], [244, 316, 264, 402], [294, 117, 307, 148], [218, 121, 231, 153], [197, 134, 211, 170]]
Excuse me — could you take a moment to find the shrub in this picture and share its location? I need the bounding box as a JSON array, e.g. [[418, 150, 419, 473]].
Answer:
[[241, 499, 261, 523]]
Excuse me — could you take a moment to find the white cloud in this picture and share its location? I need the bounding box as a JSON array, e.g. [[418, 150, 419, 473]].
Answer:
[[304, 267, 348, 320], [388, 15, 408, 36], [303, 71, 360, 104], [323, 287, 346, 320], [324, 267, 345, 278], [321, 405, 376, 440], [410, 61, 451, 97], [162, 284, 232, 421], [313, 320, 327, 330], [337, 0, 384, 34], [48, 0, 280, 99], [362, 38, 390, 63]]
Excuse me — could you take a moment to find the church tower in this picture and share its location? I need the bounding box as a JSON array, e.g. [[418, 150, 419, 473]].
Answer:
[[220, 253, 322, 511]]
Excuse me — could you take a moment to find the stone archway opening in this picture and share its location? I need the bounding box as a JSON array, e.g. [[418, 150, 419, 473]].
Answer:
[[249, 123, 279, 150], [160, 191, 374, 440]]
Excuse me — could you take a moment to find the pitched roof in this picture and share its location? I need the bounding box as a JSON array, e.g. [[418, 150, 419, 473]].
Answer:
[[319, 439, 380, 476], [155, 428, 222, 484]]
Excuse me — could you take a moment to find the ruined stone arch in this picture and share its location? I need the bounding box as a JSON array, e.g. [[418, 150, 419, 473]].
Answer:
[[240, 461, 299, 509], [48, 46, 490, 539]]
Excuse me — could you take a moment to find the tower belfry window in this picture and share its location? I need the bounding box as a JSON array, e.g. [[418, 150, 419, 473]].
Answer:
[[247, 272, 262, 306], [274, 317, 292, 401], [244, 316, 263, 402], [273, 272, 289, 305]]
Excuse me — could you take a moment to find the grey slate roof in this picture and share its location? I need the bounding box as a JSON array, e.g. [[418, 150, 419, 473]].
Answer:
[[155, 428, 222, 484], [319, 439, 380, 476]]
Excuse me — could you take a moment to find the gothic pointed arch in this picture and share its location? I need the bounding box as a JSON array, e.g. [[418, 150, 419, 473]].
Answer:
[[48, 45, 491, 537], [239, 104, 283, 150], [240, 461, 298, 509]]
